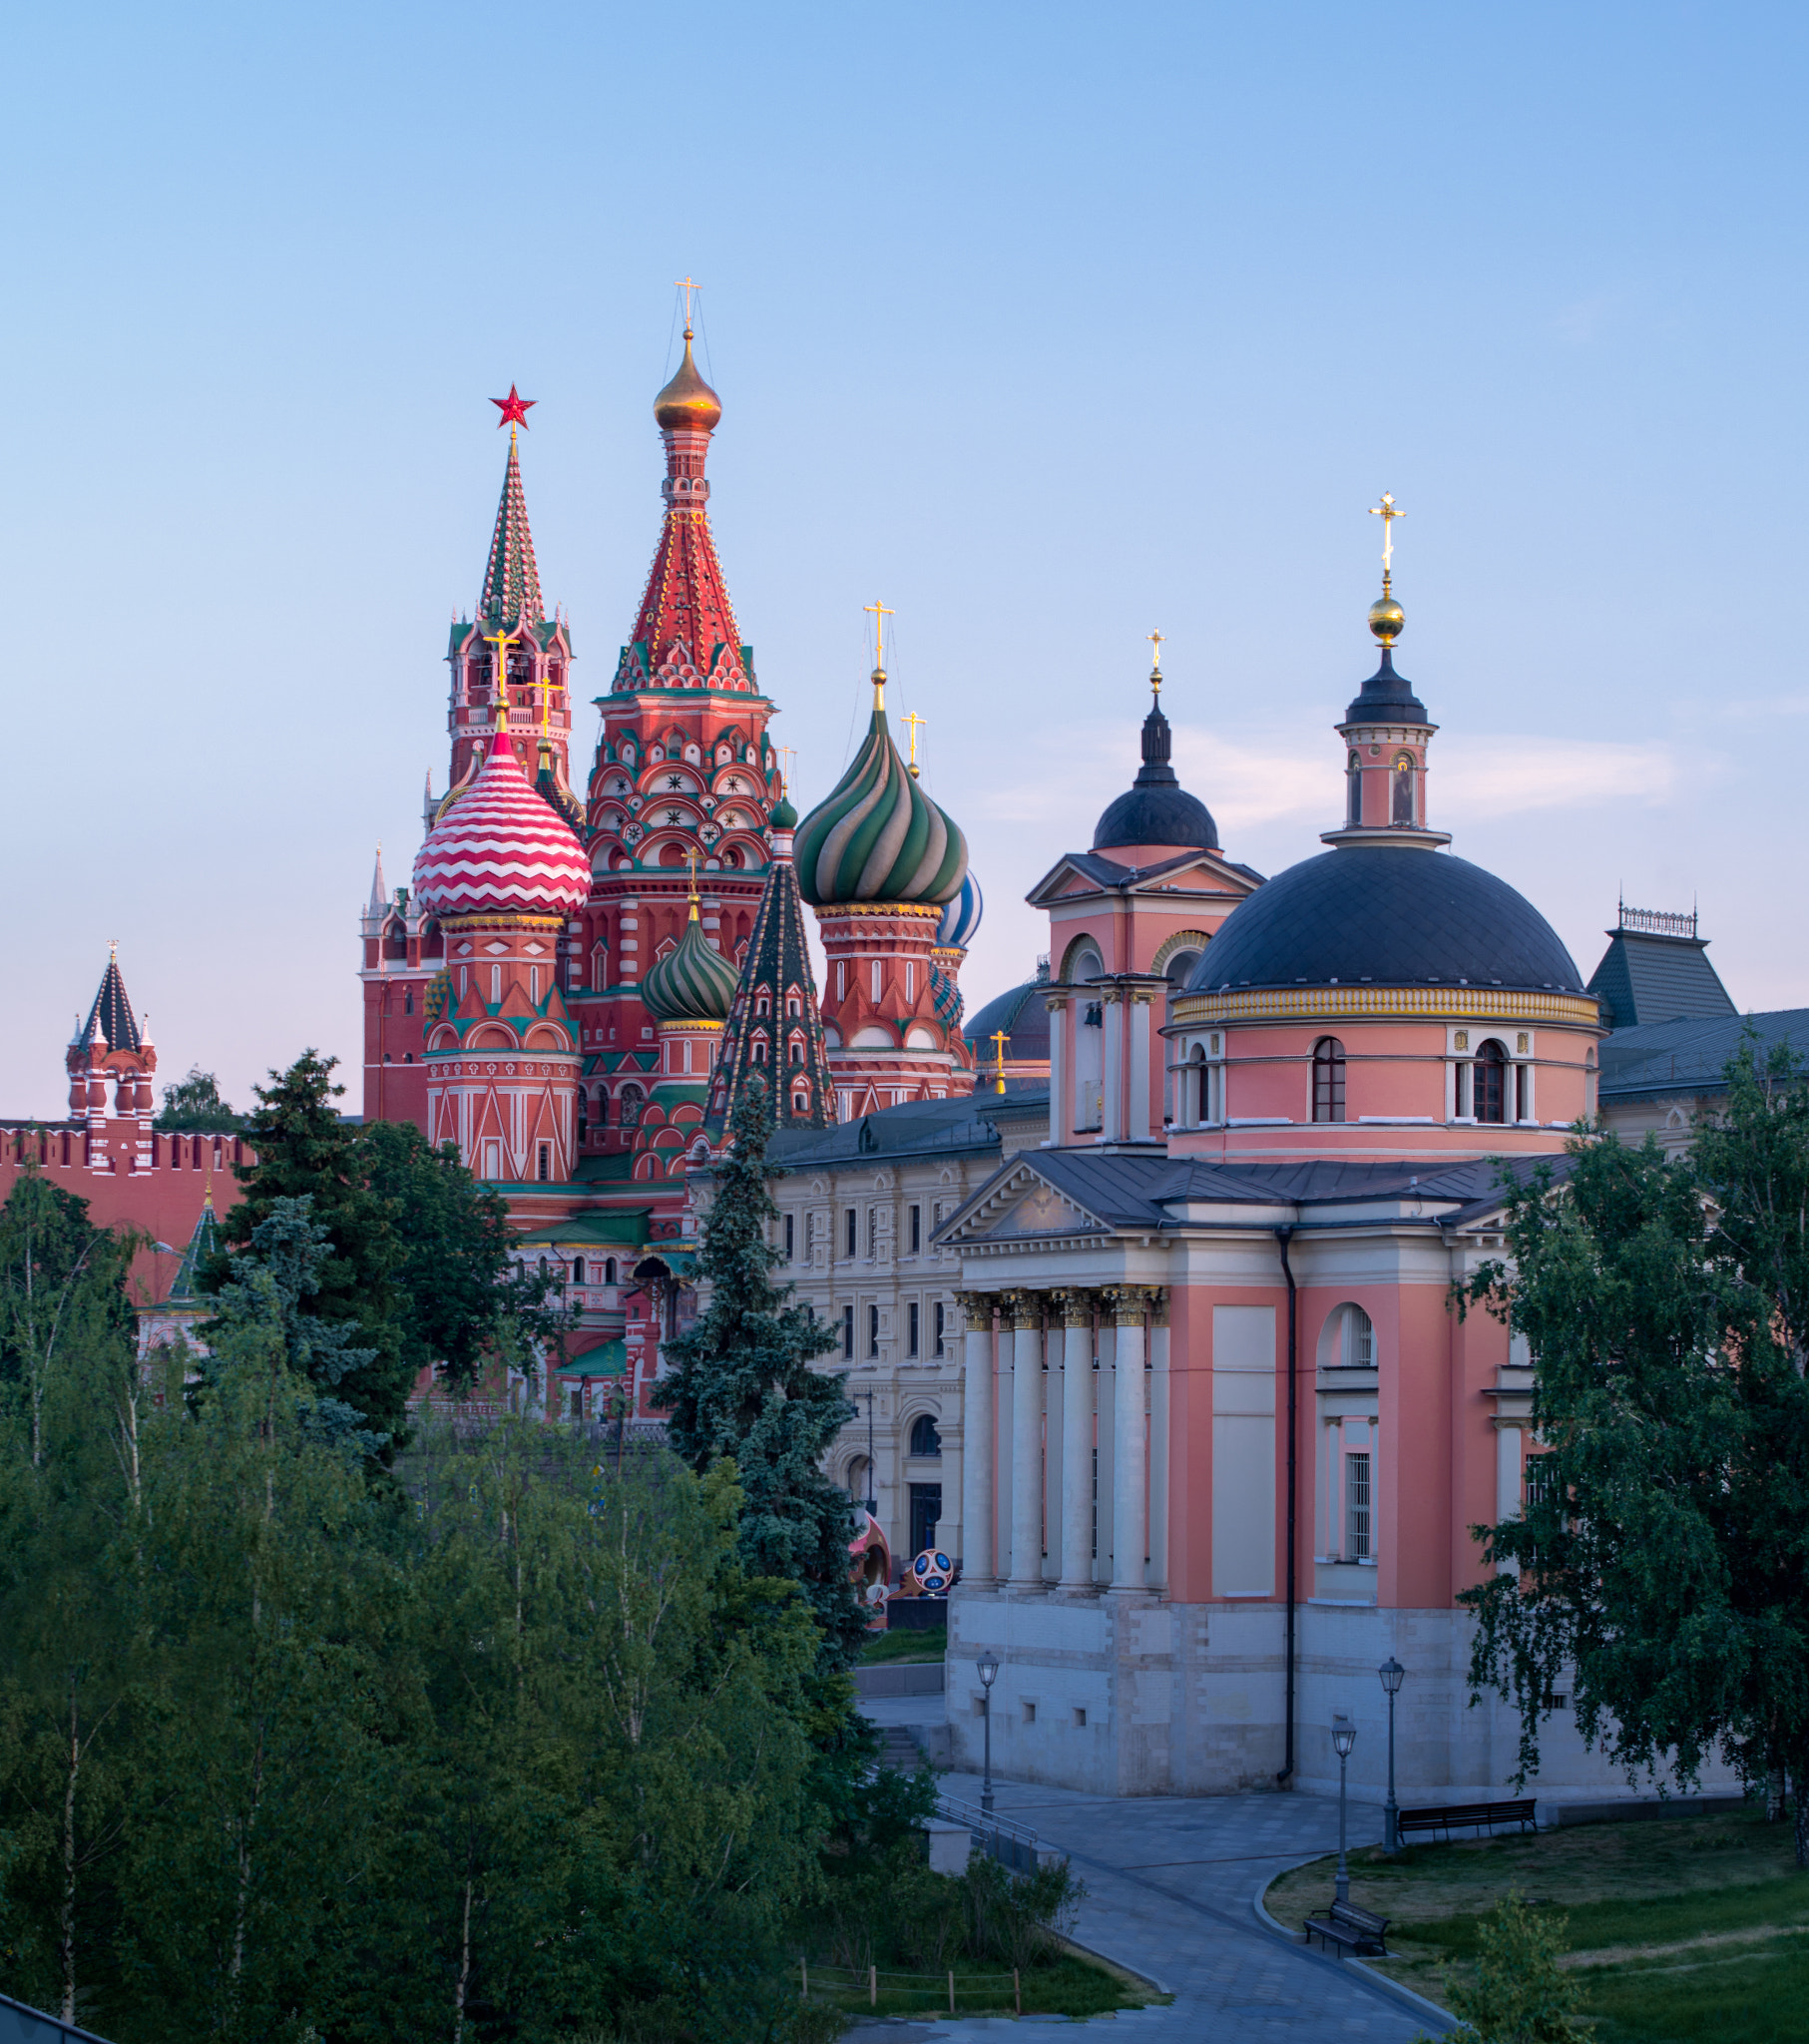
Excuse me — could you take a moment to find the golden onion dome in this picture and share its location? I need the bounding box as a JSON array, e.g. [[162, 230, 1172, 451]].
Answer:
[[1368, 591, 1405, 644], [654, 329, 722, 432]]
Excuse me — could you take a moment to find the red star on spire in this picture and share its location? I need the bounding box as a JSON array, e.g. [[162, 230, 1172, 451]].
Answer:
[[491, 385, 535, 429]]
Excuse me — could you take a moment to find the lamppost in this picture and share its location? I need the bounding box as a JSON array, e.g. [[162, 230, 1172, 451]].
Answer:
[[977, 1653, 1000, 1814], [1331, 1715, 1357, 1904], [1379, 1657, 1406, 1854], [863, 1391, 878, 1517]]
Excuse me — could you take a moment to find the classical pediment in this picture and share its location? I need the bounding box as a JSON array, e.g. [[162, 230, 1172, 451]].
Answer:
[[941, 1162, 1110, 1246]]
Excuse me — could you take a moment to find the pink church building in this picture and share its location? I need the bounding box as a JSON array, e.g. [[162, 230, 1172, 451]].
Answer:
[[938, 584, 1711, 1807]]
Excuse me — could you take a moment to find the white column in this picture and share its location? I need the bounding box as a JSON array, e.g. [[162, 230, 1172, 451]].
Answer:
[[1111, 1288, 1149, 1590], [1009, 1294, 1045, 1588], [1148, 1295, 1169, 1590], [1129, 993, 1152, 1142], [1060, 1291, 1096, 1589], [1094, 1316, 1116, 1584], [1047, 999, 1068, 1144], [1101, 993, 1125, 1142], [1041, 1306, 1064, 1583], [959, 1294, 995, 1583]]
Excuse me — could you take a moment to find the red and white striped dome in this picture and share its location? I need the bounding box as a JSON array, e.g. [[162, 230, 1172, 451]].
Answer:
[[413, 730, 590, 918]]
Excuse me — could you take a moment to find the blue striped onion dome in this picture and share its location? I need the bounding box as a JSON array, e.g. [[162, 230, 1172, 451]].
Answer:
[[795, 688, 968, 906], [936, 870, 983, 950], [643, 907, 739, 1022], [931, 959, 964, 1030]]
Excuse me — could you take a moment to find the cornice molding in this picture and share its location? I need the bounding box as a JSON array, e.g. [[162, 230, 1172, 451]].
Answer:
[[1172, 985, 1602, 1029]]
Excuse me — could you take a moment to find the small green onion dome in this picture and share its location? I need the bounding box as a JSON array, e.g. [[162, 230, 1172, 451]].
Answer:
[[795, 682, 968, 906], [643, 906, 739, 1023], [770, 791, 799, 830]]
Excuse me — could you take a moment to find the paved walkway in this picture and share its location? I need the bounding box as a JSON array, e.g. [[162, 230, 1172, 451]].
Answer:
[[855, 1702, 1448, 2041]]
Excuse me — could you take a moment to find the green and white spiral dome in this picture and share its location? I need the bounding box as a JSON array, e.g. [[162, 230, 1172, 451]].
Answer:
[[794, 681, 968, 907]]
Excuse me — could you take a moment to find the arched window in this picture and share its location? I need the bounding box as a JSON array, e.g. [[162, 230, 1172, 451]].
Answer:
[[789, 1039, 803, 1065], [1312, 1037, 1346, 1123], [1344, 1304, 1374, 1368], [1189, 1042, 1209, 1125], [1475, 1039, 1507, 1124], [619, 1084, 646, 1129], [605, 1258, 618, 1285], [909, 1414, 942, 1457], [1347, 750, 1362, 826], [1392, 753, 1416, 826], [572, 1257, 586, 1284]]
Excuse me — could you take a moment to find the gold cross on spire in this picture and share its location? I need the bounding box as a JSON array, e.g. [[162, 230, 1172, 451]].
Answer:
[[901, 710, 927, 778], [674, 275, 697, 333], [485, 626, 520, 729], [684, 845, 701, 911], [776, 744, 796, 794], [1148, 629, 1164, 700], [1369, 493, 1404, 589], [864, 598, 895, 673]]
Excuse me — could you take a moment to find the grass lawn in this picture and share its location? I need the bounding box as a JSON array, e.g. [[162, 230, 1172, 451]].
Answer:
[[1264, 1805, 1809, 2043], [801, 1949, 1157, 2019], [858, 1624, 948, 1666]]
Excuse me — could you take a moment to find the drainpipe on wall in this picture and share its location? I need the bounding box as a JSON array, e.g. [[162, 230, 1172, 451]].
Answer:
[[1274, 1225, 1298, 1788]]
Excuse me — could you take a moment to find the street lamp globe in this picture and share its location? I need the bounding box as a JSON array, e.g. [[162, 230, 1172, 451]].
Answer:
[[1379, 1656, 1405, 1696], [977, 1653, 1000, 1689], [1331, 1717, 1357, 1760]]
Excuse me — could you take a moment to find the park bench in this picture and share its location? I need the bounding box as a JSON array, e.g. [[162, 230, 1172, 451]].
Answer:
[[1303, 1898, 1389, 1957], [1396, 1797, 1537, 1841]]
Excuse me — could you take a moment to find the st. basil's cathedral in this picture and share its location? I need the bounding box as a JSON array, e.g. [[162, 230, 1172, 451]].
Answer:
[[355, 328, 984, 1410]]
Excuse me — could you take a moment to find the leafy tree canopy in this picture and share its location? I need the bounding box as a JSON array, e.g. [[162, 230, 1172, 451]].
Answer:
[[657, 1075, 866, 1673], [1461, 1042, 1809, 1865], [153, 1066, 240, 1133]]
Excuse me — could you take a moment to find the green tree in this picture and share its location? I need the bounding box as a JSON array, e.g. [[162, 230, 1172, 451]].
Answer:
[[657, 1076, 865, 1672], [361, 1119, 568, 1396], [1438, 1894, 1588, 2043], [0, 1171, 137, 1468], [212, 1051, 411, 1452], [1460, 1042, 1809, 1865], [153, 1068, 240, 1134]]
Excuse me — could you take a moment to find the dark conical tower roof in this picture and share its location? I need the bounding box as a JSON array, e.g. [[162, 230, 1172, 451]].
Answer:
[[82, 951, 142, 1051], [706, 843, 837, 1136], [479, 434, 545, 630]]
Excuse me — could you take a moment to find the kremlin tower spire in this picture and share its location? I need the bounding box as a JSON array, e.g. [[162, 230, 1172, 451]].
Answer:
[[444, 390, 575, 800]]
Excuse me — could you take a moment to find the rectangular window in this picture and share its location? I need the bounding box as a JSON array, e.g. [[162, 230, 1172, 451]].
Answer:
[[530, 965, 540, 1004], [783, 1213, 794, 1261], [491, 964, 502, 1004], [908, 1481, 941, 1558], [909, 1203, 921, 1253], [867, 1208, 878, 1257], [837, 959, 846, 1000], [537, 1143, 552, 1182], [868, 1303, 880, 1357], [871, 960, 882, 1002], [1346, 1452, 1372, 1559], [805, 1211, 815, 1256], [842, 1304, 854, 1359], [905, 960, 915, 1001], [1516, 1062, 1530, 1122], [845, 1208, 857, 1257], [934, 1300, 945, 1355], [908, 1301, 920, 1355]]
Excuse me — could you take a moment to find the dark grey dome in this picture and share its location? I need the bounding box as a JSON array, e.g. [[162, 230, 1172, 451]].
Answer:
[[966, 970, 1051, 1064], [1094, 698, 1218, 852], [1186, 847, 1583, 995]]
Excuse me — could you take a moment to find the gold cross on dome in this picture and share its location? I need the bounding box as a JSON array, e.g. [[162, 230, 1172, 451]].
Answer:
[[901, 710, 927, 778], [1147, 629, 1164, 699], [673, 275, 697, 330], [684, 845, 700, 907], [863, 598, 895, 672], [1369, 493, 1404, 582], [990, 1029, 1010, 1095]]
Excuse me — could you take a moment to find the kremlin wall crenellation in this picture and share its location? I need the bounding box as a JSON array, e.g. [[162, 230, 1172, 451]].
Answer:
[[2, 320, 1786, 1806]]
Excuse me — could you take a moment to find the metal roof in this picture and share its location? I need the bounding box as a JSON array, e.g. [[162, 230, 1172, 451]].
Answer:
[[1585, 928, 1735, 1030], [1599, 1008, 1809, 1101]]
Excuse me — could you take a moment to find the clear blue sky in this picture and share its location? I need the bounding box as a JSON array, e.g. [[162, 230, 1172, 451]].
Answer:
[[5, 1, 1804, 1115]]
